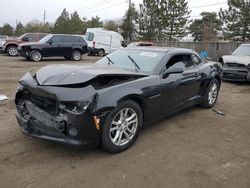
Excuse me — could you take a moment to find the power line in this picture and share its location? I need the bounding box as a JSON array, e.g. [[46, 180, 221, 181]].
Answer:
[[190, 2, 227, 9]]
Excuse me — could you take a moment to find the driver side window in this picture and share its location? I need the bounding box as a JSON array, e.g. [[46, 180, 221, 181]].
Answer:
[[166, 54, 194, 70], [50, 36, 62, 44]]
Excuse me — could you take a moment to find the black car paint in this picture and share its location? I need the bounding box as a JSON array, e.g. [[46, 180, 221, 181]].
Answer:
[[17, 34, 88, 59], [15, 48, 222, 147]]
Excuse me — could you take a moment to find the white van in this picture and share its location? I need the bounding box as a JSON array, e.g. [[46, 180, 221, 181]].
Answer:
[[85, 28, 126, 56]]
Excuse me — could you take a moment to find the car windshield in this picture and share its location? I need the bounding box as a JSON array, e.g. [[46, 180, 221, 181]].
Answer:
[[38, 34, 52, 43], [96, 49, 165, 74], [18, 34, 26, 39], [232, 45, 250, 56]]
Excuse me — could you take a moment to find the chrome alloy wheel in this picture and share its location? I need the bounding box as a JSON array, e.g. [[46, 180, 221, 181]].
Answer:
[[208, 83, 218, 105], [73, 51, 81, 60], [31, 51, 41, 62], [109, 108, 138, 146], [8, 47, 18, 56]]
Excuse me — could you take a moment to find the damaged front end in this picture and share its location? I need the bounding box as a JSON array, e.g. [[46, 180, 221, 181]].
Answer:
[[15, 72, 101, 147], [15, 65, 146, 147]]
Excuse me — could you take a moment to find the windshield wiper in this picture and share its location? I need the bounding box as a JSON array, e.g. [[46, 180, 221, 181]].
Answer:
[[105, 56, 115, 65], [128, 55, 140, 72]]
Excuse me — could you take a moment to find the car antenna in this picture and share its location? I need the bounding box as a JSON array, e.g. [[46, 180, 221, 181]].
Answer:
[[128, 55, 140, 72]]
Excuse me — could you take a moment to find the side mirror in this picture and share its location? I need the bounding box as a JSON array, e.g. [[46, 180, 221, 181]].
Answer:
[[162, 66, 183, 78], [121, 41, 127, 47], [48, 40, 53, 45], [22, 37, 29, 42]]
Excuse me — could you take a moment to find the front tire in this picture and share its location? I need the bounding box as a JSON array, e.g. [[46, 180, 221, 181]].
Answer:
[[101, 100, 143, 153], [200, 79, 219, 108], [30, 50, 42, 62], [7, 45, 18, 56]]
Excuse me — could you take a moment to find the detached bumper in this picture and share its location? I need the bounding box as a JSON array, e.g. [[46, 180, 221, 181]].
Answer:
[[88, 47, 101, 54], [222, 67, 250, 81]]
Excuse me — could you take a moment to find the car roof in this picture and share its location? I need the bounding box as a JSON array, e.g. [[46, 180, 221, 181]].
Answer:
[[50, 34, 82, 37], [124, 46, 195, 54]]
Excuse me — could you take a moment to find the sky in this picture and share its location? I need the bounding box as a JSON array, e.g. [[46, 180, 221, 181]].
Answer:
[[0, 0, 228, 27]]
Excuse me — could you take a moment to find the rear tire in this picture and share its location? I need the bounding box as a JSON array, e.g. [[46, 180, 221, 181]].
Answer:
[[30, 50, 42, 62], [7, 45, 18, 56], [101, 100, 142, 153], [98, 49, 105, 57], [200, 79, 219, 108], [72, 50, 82, 61]]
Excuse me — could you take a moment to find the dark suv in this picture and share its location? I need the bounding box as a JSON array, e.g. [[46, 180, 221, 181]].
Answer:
[[0, 33, 47, 56], [18, 34, 88, 62]]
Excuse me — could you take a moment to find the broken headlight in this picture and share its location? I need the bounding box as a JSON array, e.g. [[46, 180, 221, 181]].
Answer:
[[59, 101, 89, 114]]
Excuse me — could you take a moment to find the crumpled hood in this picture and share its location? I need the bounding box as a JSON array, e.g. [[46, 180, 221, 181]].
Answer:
[[223, 55, 250, 66], [36, 64, 147, 86]]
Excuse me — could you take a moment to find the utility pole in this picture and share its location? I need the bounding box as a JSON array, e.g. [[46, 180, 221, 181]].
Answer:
[[128, 0, 131, 41], [43, 10, 46, 27]]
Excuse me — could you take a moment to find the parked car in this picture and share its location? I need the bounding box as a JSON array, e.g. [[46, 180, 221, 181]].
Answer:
[[221, 44, 250, 81], [127, 41, 154, 47], [0, 35, 8, 40], [0, 33, 48, 56], [17, 34, 88, 62], [85, 28, 126, 56], [15, 47, 222, 153]]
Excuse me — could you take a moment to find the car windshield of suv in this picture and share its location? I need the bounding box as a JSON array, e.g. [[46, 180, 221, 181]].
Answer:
[[232, 45, 250, 56], [96, 49, 165, 74], [18, 34, 27, 39], [38, 34, 52, 43]]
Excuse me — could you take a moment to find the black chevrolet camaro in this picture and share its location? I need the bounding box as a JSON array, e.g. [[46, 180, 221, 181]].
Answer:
[[15, 47, 222, 153]]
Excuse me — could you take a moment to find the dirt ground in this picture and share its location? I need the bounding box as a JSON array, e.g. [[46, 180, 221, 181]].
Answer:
[[0, 54, 249, 188]]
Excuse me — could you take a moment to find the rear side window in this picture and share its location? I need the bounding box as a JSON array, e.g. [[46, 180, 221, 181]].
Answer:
[[50, 36, 62, 44], [72, 36, 84, 44], [62, 36, 72, 43], [86, 32, 94, 41], [166, 54, 195, 70], [192, 54, 202, 65]]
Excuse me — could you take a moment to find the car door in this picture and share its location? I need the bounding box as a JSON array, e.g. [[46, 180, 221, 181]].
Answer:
[[160, 54, 201, 113], [62, 36, 73, 56], [42, 36, 62, 56]]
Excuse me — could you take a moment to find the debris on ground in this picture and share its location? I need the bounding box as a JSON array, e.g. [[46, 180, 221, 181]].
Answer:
[[0, 95, 8, 101], [213, 109, 225, 116]]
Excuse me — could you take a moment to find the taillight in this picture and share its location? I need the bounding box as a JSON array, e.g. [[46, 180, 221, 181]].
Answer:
[[93, 41, 95, 48]]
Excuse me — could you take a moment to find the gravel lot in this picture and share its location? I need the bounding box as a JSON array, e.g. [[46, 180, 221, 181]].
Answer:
[[0, 54, 249, 188]]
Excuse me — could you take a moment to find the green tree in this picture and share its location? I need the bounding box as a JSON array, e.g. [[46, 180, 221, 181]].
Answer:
[[189, 12, 222, 41], [161, 0, 190, 41], [120, 2, 138, 41], [1, 23, 13, 36], [87, 16, 103, 28], [219, 0, 250, 42], [25, 20, 52, 33], [15, 22, 26, 36], [70, 11, 84, 34], [138, 0, 160, 41], [52, 8, 71, 34], [103, 20, 120, 32]]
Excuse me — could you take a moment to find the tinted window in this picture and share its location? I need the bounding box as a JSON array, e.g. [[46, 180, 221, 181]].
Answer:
[[50, 36, 62, 44], [166, 54, 194, 70], [62, 36, 72, 43], [192, 54, 202, 65], [73, 36, 84, 44], [86, 32, 94, 41], [24, 34, 36, 42], [39, 34, 47, 40]]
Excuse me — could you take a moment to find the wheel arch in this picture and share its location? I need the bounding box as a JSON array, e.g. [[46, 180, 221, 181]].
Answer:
[[5, 43, 18, 53]]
